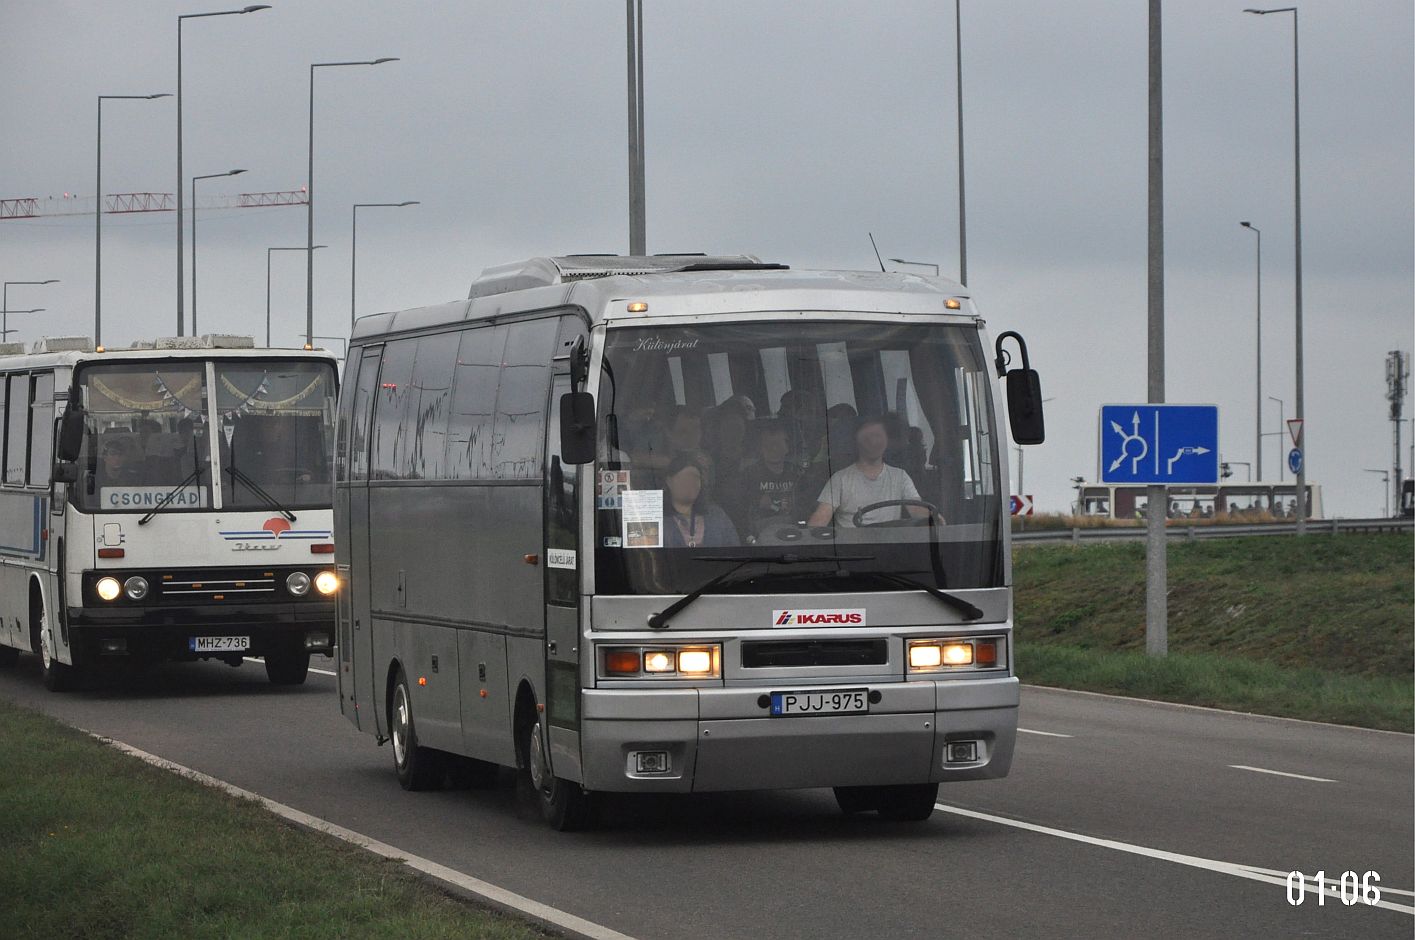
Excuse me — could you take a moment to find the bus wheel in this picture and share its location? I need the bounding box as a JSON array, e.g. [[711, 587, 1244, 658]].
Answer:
[[874, 783, 940, 822], [38, 622, 76, 693], [520, 713, 591, 831], [391, 670, 443, 791], [264, 650, 310, 686]]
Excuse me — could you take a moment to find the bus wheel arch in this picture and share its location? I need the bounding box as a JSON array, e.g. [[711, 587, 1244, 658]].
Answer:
[[31, 577, 75, 692], [514, 678, 590, 831]]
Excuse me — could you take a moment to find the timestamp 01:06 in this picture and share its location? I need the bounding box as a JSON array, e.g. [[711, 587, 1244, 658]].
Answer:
[[1286, 870, 1381, 906]]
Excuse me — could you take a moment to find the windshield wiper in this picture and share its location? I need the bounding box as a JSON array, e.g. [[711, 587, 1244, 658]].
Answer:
[[846, 570, 985, 621], [647, 552, 875, 630], [137, 464, 205, 526], [224, 465, 297, 523]]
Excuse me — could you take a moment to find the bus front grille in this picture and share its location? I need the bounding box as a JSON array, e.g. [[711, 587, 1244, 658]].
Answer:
[[741, 639, 888, 669]]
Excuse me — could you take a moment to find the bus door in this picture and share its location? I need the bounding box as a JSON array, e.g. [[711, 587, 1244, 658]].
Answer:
[[344, 344, 383, 732], [543, 372, 582, 775]]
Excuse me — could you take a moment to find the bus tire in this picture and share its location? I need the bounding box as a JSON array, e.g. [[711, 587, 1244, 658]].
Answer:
[[874, 783, 939, 822], [0, 645, 18, 668], [448, 755, 500, 790], [264, 650, 310, 686], [390, 669, 444, 791], [519, 710, 591, 831], [34, 591, 77, 693]]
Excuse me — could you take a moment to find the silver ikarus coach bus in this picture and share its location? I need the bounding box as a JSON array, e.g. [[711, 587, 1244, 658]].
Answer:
[[336, 255, 1045, 829]]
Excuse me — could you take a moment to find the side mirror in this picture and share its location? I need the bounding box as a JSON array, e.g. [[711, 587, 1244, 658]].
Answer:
[[994, 331, 1045, 445], [559, 391, 597, 465], [52, 461, 78, 485], [56, 406, 85, 462]]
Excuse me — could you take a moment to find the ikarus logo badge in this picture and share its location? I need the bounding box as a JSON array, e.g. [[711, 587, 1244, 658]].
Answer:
[[219, 517, 332, 552], [772, 609, 866, 626]]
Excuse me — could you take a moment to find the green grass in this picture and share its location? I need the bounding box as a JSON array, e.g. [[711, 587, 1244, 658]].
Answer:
[[0, 705, 545, 940], [1013, 533, 1414, 731]]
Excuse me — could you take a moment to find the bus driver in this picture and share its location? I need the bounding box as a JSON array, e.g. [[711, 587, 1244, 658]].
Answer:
[[807, 416, 936, 528]]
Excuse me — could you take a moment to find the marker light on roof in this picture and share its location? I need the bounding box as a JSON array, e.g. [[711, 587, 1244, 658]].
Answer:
[[945, 298, 962, 310], [627, 302, 649, 313]]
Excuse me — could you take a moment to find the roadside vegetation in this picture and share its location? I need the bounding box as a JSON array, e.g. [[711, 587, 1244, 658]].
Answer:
[[0, 705, 544, 940], [1012, 532, 1414, 731]]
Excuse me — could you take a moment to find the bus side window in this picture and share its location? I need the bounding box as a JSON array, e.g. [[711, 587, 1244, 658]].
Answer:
[[370, 340, 417, 481], [347, 347, 383, 482], [28, 372, 54, 487], [4, 373, 29, 486], [491, 319, 556, 480]]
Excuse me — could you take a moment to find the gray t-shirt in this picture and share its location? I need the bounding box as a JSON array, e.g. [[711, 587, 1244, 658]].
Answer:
[[817, 463, 920, 527]]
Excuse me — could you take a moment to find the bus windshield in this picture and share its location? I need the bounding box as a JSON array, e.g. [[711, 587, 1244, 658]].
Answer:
[[593, 321, 1003, 596], [73, 359, 336, 513]]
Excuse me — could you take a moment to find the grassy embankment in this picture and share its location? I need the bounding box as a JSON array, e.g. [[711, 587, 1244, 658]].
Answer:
[[1012, 532, 1414, 731], [0, 706, 543, 940]]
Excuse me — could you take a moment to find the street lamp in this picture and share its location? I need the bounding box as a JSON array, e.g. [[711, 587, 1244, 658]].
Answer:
[[1244, 6, 1305, 532], [268, 246, 326, 347], [352, 201, 419, 327], [954, 0, 967, 286], [176, 5, 270, 337], [1363, 469, 1390, 518], [0, 309, 44, 343], [191, 169, 247, 333], [3, 281, 57, 342], [306, 56, 399, 348], [1239, 221, 1262, 481], [97, 94, 169, 346], [888, 258, 940, 276]]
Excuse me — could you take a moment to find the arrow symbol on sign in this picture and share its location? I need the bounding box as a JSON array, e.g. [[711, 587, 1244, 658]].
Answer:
[[1167, 445, 1210, 474], [1109, 410, 1149, 473]]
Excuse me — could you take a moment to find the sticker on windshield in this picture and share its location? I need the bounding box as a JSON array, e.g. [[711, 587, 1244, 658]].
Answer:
[[598, 469, 631, 496], [621, 490, 663, 548], [101, 486, 207, 510], [546, 548, 577, 569]]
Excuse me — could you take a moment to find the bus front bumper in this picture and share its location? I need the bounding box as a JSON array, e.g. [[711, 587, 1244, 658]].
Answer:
[[578, 676, 1018, 793], [65, 602, 335, 663]]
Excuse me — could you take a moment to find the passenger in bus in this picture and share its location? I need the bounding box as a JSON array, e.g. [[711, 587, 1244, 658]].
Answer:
[[99, 436, 144, 486], [740, 419, 803, 527], [633, 405, 711, 487], [807, 416, 934, 528], [662, 453, 740, 548], [703, 398, 750, 521]]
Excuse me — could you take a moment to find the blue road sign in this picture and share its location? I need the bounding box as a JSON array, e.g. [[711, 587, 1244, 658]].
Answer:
[[1288, 448, 1302, 475], [1099, 404, 1220, 485]]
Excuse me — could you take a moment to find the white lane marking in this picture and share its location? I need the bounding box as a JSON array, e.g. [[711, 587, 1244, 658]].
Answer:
[[1024, 683, 1413, 737], [88, 733, 638, 940], [242, 656, 337, 678], [1228, 764, 1337, 784], [1018, 727, 1073, 738], [933, 802, 1414, 916]]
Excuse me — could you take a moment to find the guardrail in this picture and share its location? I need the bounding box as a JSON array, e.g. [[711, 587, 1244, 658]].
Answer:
[[1012, 517, 1414, 544]]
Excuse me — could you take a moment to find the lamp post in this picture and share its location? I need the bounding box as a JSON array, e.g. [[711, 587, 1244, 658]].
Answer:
[[954, 0, 967, 286], [1239, 221, 1262, 481], [1244, 6, 1305, 532], [1363, 469, 1390, 518], [176, 5, 270, 337], [306, 57, 399, 349], [267, 246, 325, 347], [888, 258, 940, 276], [97, 94, 169, 347], [191, 169, 247, 334], [0, 308, 44, 343], [3, 281, 57, 342], [626, 0, 645, 254], [351, 201, 418, 328]]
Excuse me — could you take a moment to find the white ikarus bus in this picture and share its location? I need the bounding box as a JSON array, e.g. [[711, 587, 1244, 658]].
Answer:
[[336, 256, 1045, 829], [0, 335, 339, 690]]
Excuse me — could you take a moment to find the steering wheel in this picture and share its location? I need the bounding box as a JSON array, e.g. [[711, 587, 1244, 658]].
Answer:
[[851, 499, 942, 528]]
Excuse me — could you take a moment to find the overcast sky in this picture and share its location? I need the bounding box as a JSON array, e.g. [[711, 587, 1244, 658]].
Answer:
[[2, 0, 1411, 517]]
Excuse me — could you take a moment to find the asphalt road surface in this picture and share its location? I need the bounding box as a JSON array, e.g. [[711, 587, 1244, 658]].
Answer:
[[2, 655, 1410, 939]]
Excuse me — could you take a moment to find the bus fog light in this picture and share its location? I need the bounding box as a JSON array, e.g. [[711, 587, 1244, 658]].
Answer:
[[304, 632, 331, 651], [99, 638, 128, 654], [313, 570, 339, 596], [677, 649, 714, 675], [643, 650, 675, 673], [286, 572, 311, 596], [946, 740, 979, 764], [942, 643, 974, 666], [96, 577, 122, 602], [633, 750, 671, 774], [123, 576, 150, 600], [908, 643, 943, 669]]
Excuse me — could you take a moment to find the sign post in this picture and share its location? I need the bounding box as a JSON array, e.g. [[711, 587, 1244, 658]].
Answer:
[[1146, 0, 1166, 657]]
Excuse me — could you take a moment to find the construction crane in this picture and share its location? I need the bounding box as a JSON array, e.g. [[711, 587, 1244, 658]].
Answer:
[[1, 189, 308, 220]]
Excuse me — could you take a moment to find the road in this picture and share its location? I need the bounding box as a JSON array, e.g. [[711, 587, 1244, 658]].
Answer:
[[2, 656, 1410, 939]]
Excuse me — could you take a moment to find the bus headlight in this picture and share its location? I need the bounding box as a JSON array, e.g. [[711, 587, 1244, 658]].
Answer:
[[643, 650, 675, 673], [600, 645, 721, 679], [286, 571, 311, 596], [123, 576, 150, 601], [677, 649, 715, 675], [313, 570, 339, 596], [96, 577, 122, 602], [907, 638, 1003, 673]]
